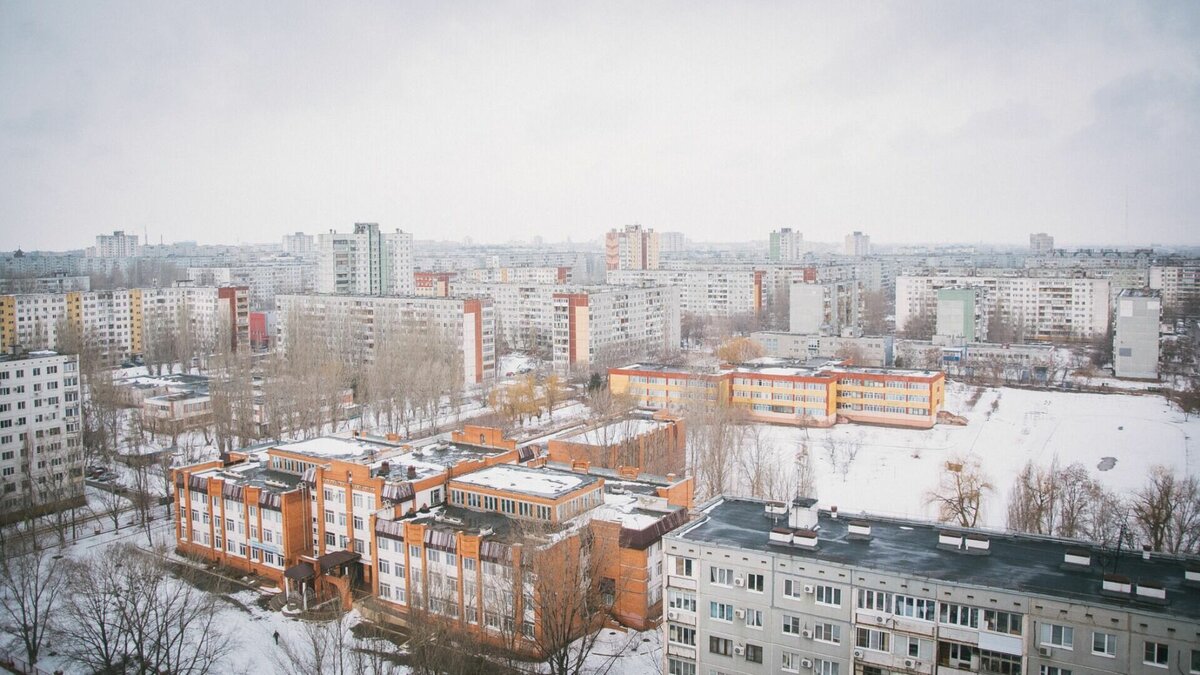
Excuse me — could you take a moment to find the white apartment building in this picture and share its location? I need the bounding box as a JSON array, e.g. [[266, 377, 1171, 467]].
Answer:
[[0, 284, 250, 362], [605, 224, 660, 271], [318, 223, 414, 296], [769, 228, 806, 262], [188, 260, 317, 310], [1030, 232, 1055, 254], [843, 231, 870, 256], [750, 332, 893, 367], [663, 497, 1200, 675], [607, 269, 764, 317], [275, 294, 495, 386], [896, 275, 1110, 342], [1114, 289, 1161, 380], [89, 230, 141, 258], [0, 275, 90, 294], [458, 266, 572, 285], [282, 232, 315, 257], [790, 281, 861, 335], [1149, 264, 1200, 314], [448, 281, 681, 373], [0, 350, 83, 522]]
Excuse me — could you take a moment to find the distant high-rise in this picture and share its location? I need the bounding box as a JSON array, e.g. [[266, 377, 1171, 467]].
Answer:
[[769, 228, 805, 261], [659, 231, 687, 253], [605, 224, 660, 271], [317, 223, 414, 295], [1030, 232, 1055, 254], [843, 230, 870, 256], [282, 231, 314, 256], [89, 230, 140, 258]]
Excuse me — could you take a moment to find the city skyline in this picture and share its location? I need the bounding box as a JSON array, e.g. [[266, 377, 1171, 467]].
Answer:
[[2, 2, 1199, 249]]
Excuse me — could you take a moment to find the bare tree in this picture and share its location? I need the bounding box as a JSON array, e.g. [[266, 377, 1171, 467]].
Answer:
[[0, 534, 67, 667], [927, 455, 992, 528], [1132, 466, 1200, 554], [62, 553, 132, 673], [739, 424, 776, 498], [686, 402, 746, 501]]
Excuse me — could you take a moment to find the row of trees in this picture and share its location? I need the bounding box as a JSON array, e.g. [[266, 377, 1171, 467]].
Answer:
[[927, 455, 1200, 555]]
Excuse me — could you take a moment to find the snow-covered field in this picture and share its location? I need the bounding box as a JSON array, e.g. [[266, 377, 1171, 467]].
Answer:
[[751, 382, 1198, 528]]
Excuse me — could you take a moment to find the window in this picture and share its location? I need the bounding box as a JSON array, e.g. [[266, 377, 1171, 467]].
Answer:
[[815, 584, 841, 607], [1191, 649, 1200, 674], [783, 579, 806, 599], [859, 589, 891, 612], [744, 643, 763, 663], [782, 651, 803, 673], [983, 609, 1022, 636], [744, 608, 763, 628], [673, 556, 695, 577], [1092, 631, 1116, 657], [324, 510, 335, 524], [710, 567, 734, 586], [855, 627, 890, 652], [710, 601, 734, 622], [668, 590, 696, 612], [378, 560, 390, 575], [667, 658, 695, 675], [746, 573, 764, 592], [1144, 641, 1168, 667], [708, 636, 731, 656], [979, 649, 1022, 675], [668, 624, 695, 646], [782, 615, 802, 635], [894, 595, 935, 621], [1039, 623, 1073, 649], [939, 603, 979, 628], [814, 661, 839, 675], [814, 622, 841, 644], [1039, 668, 1071, 675]]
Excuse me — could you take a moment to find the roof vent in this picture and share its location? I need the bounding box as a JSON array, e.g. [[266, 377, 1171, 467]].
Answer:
[[963, 534, 990, 555], [788, 497, 819, 530], [937, 531, 963, 551], [1062, 548, 1091, 569], [847, 520, 872, 541], [1135, 581, 1167, 604], [769, 527, 794, 545], [792, 528, 819, 550], [1185, 565, 1200, 588], [1101, 574, 1132, 596], [765, 501, 788, 518]]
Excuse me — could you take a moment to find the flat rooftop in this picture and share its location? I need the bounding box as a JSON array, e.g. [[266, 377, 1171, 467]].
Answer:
[[558, 418, 670, 446], [193, 461, 303, 493], [272, 436, 404, 463], [1119, 288, 1162, 298], [450, 464, 600, 499], [674, 498, 1200, 621]]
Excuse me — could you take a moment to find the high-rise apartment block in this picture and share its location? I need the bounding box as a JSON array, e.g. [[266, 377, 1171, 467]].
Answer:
[[282, 231, 315, 257], [607, 269, 765, 318], [843, 231, 871, 257], [935, 287, 980, 344], [89, 230, 141, 258], [662, 497, 1199, 675], [789, 281, 861, 335], [896, 275, 1110, 342], [0, 350, 83, 522], [769, 228, 805, 262], [1030, 232, 1055, 254], [188, 260, 317, 311], [606, 224, 660, 271], [275, 294, 495, 386], [660, 231, 687, 253], [1113, 289, 1161, 379], [1149, 264, 1200, 314], [318, 223, 414, 295]]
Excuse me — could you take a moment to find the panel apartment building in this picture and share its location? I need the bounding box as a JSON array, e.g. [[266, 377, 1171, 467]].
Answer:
[[275, 294, 495, 386], [317, 223, 414, 295], [1150, 264, 1200, 314], [609, 360, 945, 429], [606, 224, 661, 271], [172, 426, 693, 653], [606, 269, 765, 318], [0, 350, 83, 523], [896, 275, 1110, 342], [188, 259, 317, 310], [448, 281, 681, 373], [0, 284, 250, 362], [662, 497, 1200, 675]]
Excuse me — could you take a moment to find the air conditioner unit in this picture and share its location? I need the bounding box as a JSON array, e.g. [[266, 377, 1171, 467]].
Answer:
[[803, 584, 816, 594], [734, 645, 745, 656], [801, 629, 813, 639], [875, 615, 885, 623], [667, 610, 678, 621], [853, 649, 865, 659], [735, 608, 746, 619], [904, 659, 915, 668], [1038, 646, 1052, 657], [800, 658, 814, 669], [734, 577, 745, 587]]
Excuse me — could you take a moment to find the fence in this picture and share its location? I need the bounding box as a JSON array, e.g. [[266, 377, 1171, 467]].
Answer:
[[0, 648, 62, 675]]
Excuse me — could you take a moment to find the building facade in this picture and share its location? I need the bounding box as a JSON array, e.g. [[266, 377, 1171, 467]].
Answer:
[[790, 281, 862, 335], [90, 230, 141, 258], [770, 229, 806, 262], [663, 497, 1200, 675], [317, 223, 415, 295], [843, 231, 871, 257], [1113, 289, 1161, 380], [1030, 232, 1055, 254], [606, 224, 661, 271], [275, 294, 495, 386], [282, 232, 315, 257], [0, 351, 83, 522], [187, 260, 317, 311], [607, 269, 765, 318], [750, 332, 894, 368], [1149, 264, 1200, 315]]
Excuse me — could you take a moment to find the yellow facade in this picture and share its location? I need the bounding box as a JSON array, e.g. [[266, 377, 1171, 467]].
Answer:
[[0, 296, 14, 351], [130, 289, 143, 354]]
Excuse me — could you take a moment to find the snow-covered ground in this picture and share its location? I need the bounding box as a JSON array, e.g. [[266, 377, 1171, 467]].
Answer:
[[747, 382, 1198, 528]]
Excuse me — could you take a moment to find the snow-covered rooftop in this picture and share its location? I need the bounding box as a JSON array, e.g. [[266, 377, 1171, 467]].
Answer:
[[560, 418, 668, 446], [451, 464, 599, 498], [273, 436, 402, 462]]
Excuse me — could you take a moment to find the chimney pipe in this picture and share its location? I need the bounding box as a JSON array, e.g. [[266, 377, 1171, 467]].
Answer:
[[407, 465, 417, 479], [1142, 544, 1151, 561], [830, 505, 838, 519]]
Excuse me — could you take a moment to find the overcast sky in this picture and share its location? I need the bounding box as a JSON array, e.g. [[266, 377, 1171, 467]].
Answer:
[[1, 2, 1198, 250]]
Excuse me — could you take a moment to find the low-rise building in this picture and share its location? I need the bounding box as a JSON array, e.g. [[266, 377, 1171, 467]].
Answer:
[[750, 332, 894, 368], [609, 360, 945, 429], [663, 496, 1200, 675], [1114, 289, 1161, 380], [547, 410, 686, 477]]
